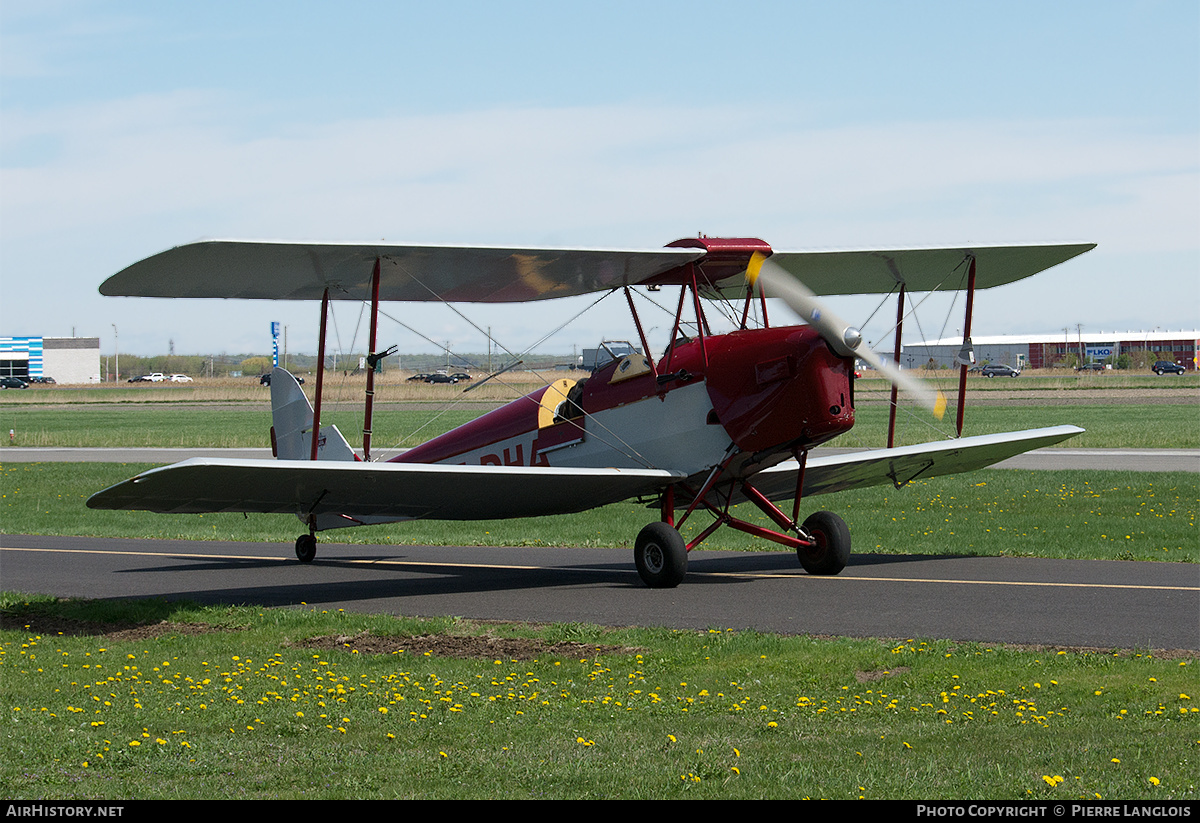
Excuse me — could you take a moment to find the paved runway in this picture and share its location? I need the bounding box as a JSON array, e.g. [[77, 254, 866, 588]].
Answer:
[[3, 534, 1196, 651]]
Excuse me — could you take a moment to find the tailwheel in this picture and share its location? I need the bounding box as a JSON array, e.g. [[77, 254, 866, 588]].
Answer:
[[797, 511, 850, 575], [634, 522, 688, 588], [295, 533, 317, 563]]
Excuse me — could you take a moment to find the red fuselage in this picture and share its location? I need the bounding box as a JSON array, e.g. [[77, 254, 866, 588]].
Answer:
[[394, 325, 855, 482]]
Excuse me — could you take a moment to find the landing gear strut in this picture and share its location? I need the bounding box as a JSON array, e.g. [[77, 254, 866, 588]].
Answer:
[[634, 522, 688, 588]]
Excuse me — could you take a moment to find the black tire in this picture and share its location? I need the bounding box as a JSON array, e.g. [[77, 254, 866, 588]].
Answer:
[[634, 522, 688, 588], [797, 511, 851, 575], [985, 373, 994, 378], [295, 534, 317, 563]]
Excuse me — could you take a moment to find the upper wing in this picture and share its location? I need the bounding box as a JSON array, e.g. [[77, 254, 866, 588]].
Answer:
[[86, 458, 684, 524], [759, 244, 1096, 296], [99, 239, 1094, 303], [100, 240, 706, 303], [737, 425, 1086, 503]]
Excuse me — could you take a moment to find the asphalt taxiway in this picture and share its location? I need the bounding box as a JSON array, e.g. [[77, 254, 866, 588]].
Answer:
[[2, 534, 1196, 651]]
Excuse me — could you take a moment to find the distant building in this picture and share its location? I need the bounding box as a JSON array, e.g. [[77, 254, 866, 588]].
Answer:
[[0, 336, 102, 383], [901, 331, 1199, 371]]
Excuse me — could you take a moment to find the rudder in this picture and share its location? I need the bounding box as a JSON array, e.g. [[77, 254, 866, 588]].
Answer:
[[269, 367, 356, 461]]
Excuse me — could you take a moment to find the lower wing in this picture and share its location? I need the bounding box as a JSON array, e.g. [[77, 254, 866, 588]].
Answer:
[[739, 425, 1085, 503], [87, 460, 684, 527]]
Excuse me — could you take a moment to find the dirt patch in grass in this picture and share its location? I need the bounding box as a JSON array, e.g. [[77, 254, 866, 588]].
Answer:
[[0, 616, 223, 641], [0, 615, 634, 660], [296, 631, 635, 660], [3, 615, 1194, 660]]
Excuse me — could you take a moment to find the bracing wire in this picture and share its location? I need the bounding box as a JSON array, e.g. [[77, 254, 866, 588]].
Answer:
[[363, 279, 657, 468]]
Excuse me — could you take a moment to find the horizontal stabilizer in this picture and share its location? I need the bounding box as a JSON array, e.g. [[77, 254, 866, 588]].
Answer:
[[86, 460, 684, 524]]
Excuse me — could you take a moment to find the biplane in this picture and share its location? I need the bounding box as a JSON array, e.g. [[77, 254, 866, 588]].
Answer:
[[87, 236, 1093, 587]]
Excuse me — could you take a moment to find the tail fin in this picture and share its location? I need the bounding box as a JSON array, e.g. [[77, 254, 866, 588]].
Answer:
[[269, 367, 357, 461]]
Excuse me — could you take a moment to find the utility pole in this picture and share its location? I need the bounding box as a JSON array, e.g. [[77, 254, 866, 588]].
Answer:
[[111, 324, 119, 382]]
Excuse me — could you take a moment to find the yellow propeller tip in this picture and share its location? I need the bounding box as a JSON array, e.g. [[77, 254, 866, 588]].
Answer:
[[934, 391, 947, 420], [746, 251, 766, 287]]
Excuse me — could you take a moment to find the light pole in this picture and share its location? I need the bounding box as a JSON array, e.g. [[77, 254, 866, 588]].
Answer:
[[112, 324, 119, 382]]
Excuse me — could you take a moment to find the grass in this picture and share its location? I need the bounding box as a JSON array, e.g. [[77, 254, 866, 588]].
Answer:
[[0, 406, 486, 450], [1, 382, 1196, 799], [1, 401, 1197, 450], [1, 596, 1195, 799], [2, 462, 1196, 563]]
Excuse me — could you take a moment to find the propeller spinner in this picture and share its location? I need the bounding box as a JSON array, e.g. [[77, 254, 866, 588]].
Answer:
[[747, 252, 947, 420]]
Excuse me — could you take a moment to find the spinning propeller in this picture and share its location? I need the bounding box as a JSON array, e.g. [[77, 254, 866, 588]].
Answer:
[[747, 252, 947, 420]]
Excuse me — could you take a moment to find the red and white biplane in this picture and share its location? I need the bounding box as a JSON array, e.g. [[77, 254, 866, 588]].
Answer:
[[88, 236, 1093, 587]]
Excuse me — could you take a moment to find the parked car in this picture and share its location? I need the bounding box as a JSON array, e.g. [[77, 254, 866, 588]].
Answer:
[[169, 374, 192, 383], [146, 373, 167, 382], [0, 376, 29, 389], [1153, 360, 1186, 375], [980, 364, 1020, 378], [450, 372, 472, 381], [425, 373, 458, 384], [127, 375, 152, 383], [406, 373, 432, 382], [27, 376, 56, 384], [1075, 363, 1104, 373]]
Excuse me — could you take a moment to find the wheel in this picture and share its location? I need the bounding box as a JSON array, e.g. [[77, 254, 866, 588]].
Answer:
[[797, 511, 851, 575], [985, 372, 994, 378], [634, 522, 687, 588], [295, 534, 317, 563]]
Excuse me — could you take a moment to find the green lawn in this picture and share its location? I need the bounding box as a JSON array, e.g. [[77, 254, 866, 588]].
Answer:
[[1, 400, 1196, 449], [1, 391, 1196, 800], [1, 597, 1195, 800]]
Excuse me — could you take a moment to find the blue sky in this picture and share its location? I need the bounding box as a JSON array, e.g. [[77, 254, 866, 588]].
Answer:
[[2, 1, 1197, 359]]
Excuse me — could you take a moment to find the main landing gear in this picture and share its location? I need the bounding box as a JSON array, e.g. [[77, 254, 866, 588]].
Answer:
[[634, 461, 854, 587], [795, 511, 851, 576], [634, 522, 688, 588], [632, 509, 851, 588]]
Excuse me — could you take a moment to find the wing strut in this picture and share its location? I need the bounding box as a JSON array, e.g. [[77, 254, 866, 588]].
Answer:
[[311, 287, 330, 461], [363, 258, 382, 461], [954, 255, 978, 437], [887, 283, 906, 448]]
